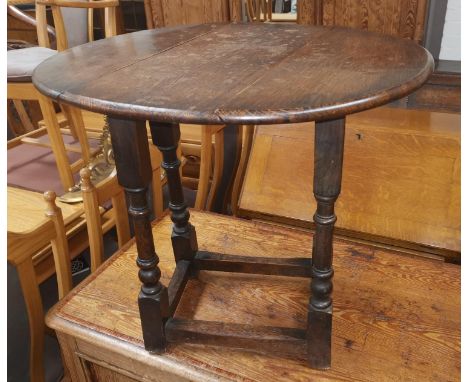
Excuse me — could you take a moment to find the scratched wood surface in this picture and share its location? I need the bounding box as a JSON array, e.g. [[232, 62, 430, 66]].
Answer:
[[239, 107, 461, 259], [47, 211, 460, 381], [33, 23, 432, 125]]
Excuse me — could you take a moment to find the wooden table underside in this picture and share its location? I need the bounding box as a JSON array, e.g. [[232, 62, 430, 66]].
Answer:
[[48, 211, 460, 382]]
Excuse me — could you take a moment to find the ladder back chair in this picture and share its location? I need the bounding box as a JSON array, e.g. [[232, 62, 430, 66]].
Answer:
[[8, 171, 132, 382], [7, 0, 119, 192], [80, 167, 131, 271], [8, 190, 76, 382]]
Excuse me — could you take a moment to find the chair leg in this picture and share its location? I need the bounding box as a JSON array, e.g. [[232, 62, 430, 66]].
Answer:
[[37, 93, 75, 191], [231, 125, 255, 216], [206, 128, 224, 211], [7, 100, 26, 137], [12, 100, 35, 133], [79, 171, 105, 273], [61, 104, 91, 162], [111, 191, 131, 247], [194, 126, 213, 210], [149, 145, 164, 218], [17, 259, 46, 382]]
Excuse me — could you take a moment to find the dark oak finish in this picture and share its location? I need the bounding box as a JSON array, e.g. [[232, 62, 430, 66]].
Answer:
[[308, 118, 345, 368], [33, 23, 433, 125], [194, 251, 311, 277], [34, 23, 434, 370], [165, 318, 308, 359], [108, 117, 168, 353], [149, 122, 198, 262]]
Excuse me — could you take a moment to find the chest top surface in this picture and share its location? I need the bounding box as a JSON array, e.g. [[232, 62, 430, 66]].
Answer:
[[33, 23, 433, 125]]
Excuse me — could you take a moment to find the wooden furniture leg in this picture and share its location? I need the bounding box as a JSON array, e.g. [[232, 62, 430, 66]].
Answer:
[[61, 104, 91, 162], [37, 93, 76, 190], [108, 117, 169, 353], [80, 169, 105, 272], [194, 126, 213, 210], [149, 122, 198, 263], [16, 258, 46, 382], [231, 125, 254, 216], [307, 118, 345, 369], [149, 145, 164, 217], [12, 100, 35, 133], [206, 128, 224, 210]]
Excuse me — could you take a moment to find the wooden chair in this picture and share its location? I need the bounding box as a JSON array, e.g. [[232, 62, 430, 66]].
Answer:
[[8, 189, 78, 382], [7, 170, 132, 382], [7, 0, 119, 191], [80, 167, 131, 271], [178, 125, 225, 210], [230, 124, 255, 216]]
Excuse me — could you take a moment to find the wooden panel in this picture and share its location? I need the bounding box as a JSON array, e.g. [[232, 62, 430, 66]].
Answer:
[[299, 0, 429, 43], [48, 211, 460, 381], [239, 107, 460, 258], [147, 0, 231, 28], [87, 362, 140, 382], [408, 69, 461, 112]]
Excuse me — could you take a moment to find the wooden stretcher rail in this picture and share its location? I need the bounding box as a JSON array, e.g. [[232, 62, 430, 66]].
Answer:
[[194, 251, 311, 277], [165, 318, 308, 358]]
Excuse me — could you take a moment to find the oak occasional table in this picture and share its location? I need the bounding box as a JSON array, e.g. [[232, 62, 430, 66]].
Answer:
[[33, 23, 433, 370]]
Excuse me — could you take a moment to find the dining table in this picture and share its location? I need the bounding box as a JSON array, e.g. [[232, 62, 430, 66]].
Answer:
[[33, 22, 433, 369]]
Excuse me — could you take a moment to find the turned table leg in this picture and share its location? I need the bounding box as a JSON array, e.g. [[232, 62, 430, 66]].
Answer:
[[149, 122, 198, 263], [307, 118, 345, 369], [108, 117, 168, 353]]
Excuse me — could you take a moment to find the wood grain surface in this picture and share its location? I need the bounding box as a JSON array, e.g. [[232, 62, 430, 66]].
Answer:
[[239, 107, 460, 258], [298, 0, 429, 44], [145, 0, 232, 28], [47, 211, 460, 381], [7, 186, 83, 235], [33, 23, 433, 125]]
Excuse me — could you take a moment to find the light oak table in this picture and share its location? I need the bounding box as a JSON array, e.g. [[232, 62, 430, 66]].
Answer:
[[46, 211, 460, 381], [238, 107, 461, 262]]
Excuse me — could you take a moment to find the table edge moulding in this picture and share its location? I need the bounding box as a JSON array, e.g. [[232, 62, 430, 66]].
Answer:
[[32, 23, 434, 125], [32, 22, 434, 370]]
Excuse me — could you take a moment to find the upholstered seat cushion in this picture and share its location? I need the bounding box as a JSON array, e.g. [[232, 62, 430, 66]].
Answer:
[[7, 47, 57, 82]]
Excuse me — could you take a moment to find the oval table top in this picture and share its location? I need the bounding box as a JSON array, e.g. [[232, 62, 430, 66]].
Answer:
[[33, 23, 433, 125]]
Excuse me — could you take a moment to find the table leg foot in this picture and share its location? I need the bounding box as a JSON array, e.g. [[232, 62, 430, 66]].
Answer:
[[307, 307, 332, 369], [139, 287, 169, 353]]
